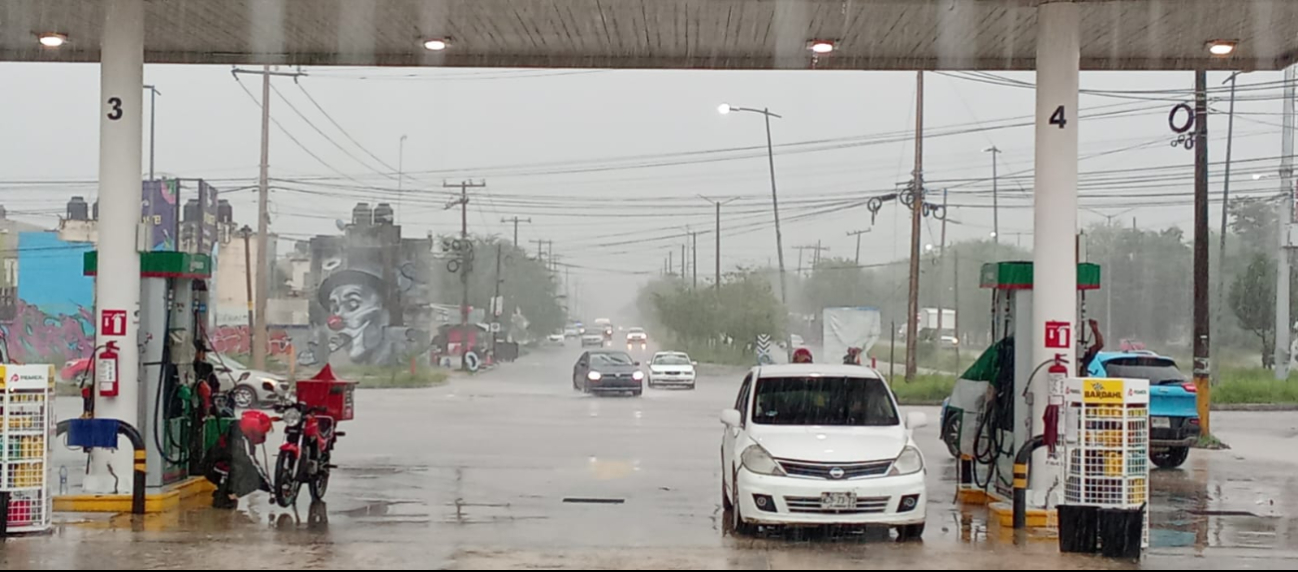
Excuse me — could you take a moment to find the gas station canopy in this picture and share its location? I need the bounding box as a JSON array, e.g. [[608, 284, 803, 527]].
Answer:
[[2, 0, 1296, 71]]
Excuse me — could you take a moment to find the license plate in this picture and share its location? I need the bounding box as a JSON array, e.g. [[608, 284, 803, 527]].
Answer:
[[820, 492, 856, 510], [1151, 416, 1171, 429]]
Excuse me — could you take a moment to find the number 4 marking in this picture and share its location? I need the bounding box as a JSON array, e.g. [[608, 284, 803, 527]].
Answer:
[[1049, 105, 1067, 129]]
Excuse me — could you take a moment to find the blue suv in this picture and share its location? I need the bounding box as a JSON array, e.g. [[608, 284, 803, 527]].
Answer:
[[939, 350, 1200, 469], [1087, 351, 1200, 469]]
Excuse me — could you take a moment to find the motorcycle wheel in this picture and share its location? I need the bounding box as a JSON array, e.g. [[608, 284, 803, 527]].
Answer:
[[274, 450, 301, 508], [310, 453, 331, 501]]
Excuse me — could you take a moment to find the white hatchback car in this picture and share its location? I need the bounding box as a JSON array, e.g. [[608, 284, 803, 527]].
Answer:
[[720, 364, 928, 539]]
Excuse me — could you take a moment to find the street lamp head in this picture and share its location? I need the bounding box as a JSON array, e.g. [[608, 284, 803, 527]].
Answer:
[[717, 103, 733, 115]]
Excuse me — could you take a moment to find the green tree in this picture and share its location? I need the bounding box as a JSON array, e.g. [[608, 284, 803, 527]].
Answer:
[[430, 236, 565, 339], [1230, 252, 1276, 368]]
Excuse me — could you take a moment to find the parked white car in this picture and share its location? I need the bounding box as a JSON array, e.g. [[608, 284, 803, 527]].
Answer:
[[211, 354, 288, 409], [720, 364, 928, 539], [647, 351, 697, 389]]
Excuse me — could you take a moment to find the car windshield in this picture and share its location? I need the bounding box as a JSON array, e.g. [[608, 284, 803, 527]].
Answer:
[[752, 376, 899, 426], [653, 355, 691, 366], [629, 328, 645, 333], [1104, 357, 1186, 385], [211, 354, 246, 369], [591, 353, 634, 366]]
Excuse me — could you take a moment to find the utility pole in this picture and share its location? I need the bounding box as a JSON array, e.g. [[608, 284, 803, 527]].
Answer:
[[669, 249, 674, 277], [937, 188, 949, 338], [1278, 64, 1297, 381], [445, 179, 486, 370], [502, 216, 532, 247], [232, 65, 305, 370], [953, 247, 961, 370], [1214, 72, 1242, 388], [254, 66, 272, 370], [794, 244, 830, 276], [700, 196, 738, 288], [530, 238, 546, 261], [691, 230, 699, 288], [492, 241, 503, 359], [397, 134, 407, 225], [241, 226, 254, 336], [681, 242, 687, 277], [905, 71, 926, 382], [984, 146, 1001, 254], [1192, 69, 1212, 434], [144, 84, 160, 180], [846, 229, 871, 267]]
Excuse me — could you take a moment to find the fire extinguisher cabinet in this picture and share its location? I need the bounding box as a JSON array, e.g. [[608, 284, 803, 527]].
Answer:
[[0, 365, 54, 534]]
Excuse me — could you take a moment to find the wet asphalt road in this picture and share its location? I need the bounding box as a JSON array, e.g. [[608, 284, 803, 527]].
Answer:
[[4, 345, 1296, 569]]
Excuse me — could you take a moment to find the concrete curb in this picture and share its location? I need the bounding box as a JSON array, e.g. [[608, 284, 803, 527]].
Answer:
[[1210, 403, 1298, 411]]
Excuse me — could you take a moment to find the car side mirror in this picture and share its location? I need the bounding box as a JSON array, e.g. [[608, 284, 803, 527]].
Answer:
[[721, 409, 742, 427], [906, 411, 929, 430]]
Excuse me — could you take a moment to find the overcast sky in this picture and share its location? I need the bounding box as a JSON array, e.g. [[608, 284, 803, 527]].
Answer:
[[0, 63, 1291, 318]]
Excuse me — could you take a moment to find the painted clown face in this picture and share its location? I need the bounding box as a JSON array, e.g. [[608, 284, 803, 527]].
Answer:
[[327, 283, 388, 361]]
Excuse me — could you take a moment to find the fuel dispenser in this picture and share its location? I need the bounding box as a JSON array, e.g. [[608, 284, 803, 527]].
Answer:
[[84, 251, 218, 489], [947, 261, 1101, 510]]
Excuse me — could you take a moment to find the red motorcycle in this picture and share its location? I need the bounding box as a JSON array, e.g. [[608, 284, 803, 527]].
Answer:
[[269, 366, 355, 507]]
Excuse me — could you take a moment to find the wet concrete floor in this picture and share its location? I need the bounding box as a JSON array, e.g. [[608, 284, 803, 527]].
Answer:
[[3, 346, 1295, 569]]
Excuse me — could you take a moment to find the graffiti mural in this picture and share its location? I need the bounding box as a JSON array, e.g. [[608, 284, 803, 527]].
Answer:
[[1, 300, 94, 364], [207, 325, 295, 356], [303, 224, 433, 367]]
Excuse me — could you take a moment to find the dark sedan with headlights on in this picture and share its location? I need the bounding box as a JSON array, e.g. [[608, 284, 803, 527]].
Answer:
[[573, 350, 645, 397]]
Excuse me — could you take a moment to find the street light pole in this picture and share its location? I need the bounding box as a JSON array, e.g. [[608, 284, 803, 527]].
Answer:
[[984, 146, 1001, 255], [143, 85, 160, 180], [718, 104, 787, 305], [847, 229, 871, 267]]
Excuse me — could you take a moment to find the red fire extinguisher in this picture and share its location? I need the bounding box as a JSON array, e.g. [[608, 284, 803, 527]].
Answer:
[[1043, 353, 1069, 454], [98, 341, 121, 397]]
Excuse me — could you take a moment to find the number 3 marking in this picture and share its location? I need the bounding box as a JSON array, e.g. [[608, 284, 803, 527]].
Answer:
[[1049, 105, 1067, 129], [107, 97, 123, 121]]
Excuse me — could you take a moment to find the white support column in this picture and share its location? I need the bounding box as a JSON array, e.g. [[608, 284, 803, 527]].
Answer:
[[88, 0, 145, 494], [1030, 0, 1079, 505]]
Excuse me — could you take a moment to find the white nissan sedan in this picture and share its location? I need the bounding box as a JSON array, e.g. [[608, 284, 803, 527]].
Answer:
[[720, 364, 928, 540]]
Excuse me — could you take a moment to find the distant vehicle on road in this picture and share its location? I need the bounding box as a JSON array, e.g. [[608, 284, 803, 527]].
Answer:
[[547, 331, 567, 345], [581, 330, 606, 347], [647, 351, 696, 389], [1088, 352, 1200, 469], [573, 350, 644, 396], [563, 326, 581, 339], [626, 327, 648, 349], [721, 364, 927, 539]]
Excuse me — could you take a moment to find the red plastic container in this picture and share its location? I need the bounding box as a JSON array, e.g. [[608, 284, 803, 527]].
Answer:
[[295, 365, 356, 421]]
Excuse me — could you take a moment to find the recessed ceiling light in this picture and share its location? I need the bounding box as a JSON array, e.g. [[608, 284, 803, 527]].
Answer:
[[38, 33, 68, 48], [1207, 39, 1238, 56], [809, 40, 835, 54], [423, 38, 451, 51]]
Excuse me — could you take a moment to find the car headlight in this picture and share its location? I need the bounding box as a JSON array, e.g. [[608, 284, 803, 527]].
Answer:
[[741, 444, 786, 476], [588, 371, 602, 381], [281, 407, 304, 428], [632, 371, 644, 381], [889, 446, 925, 476]]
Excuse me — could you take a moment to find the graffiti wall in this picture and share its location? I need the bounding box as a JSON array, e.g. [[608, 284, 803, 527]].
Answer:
[[207, 324, 297, 356], [302, 225, 433, 367], [5, 232, 95, 363]]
